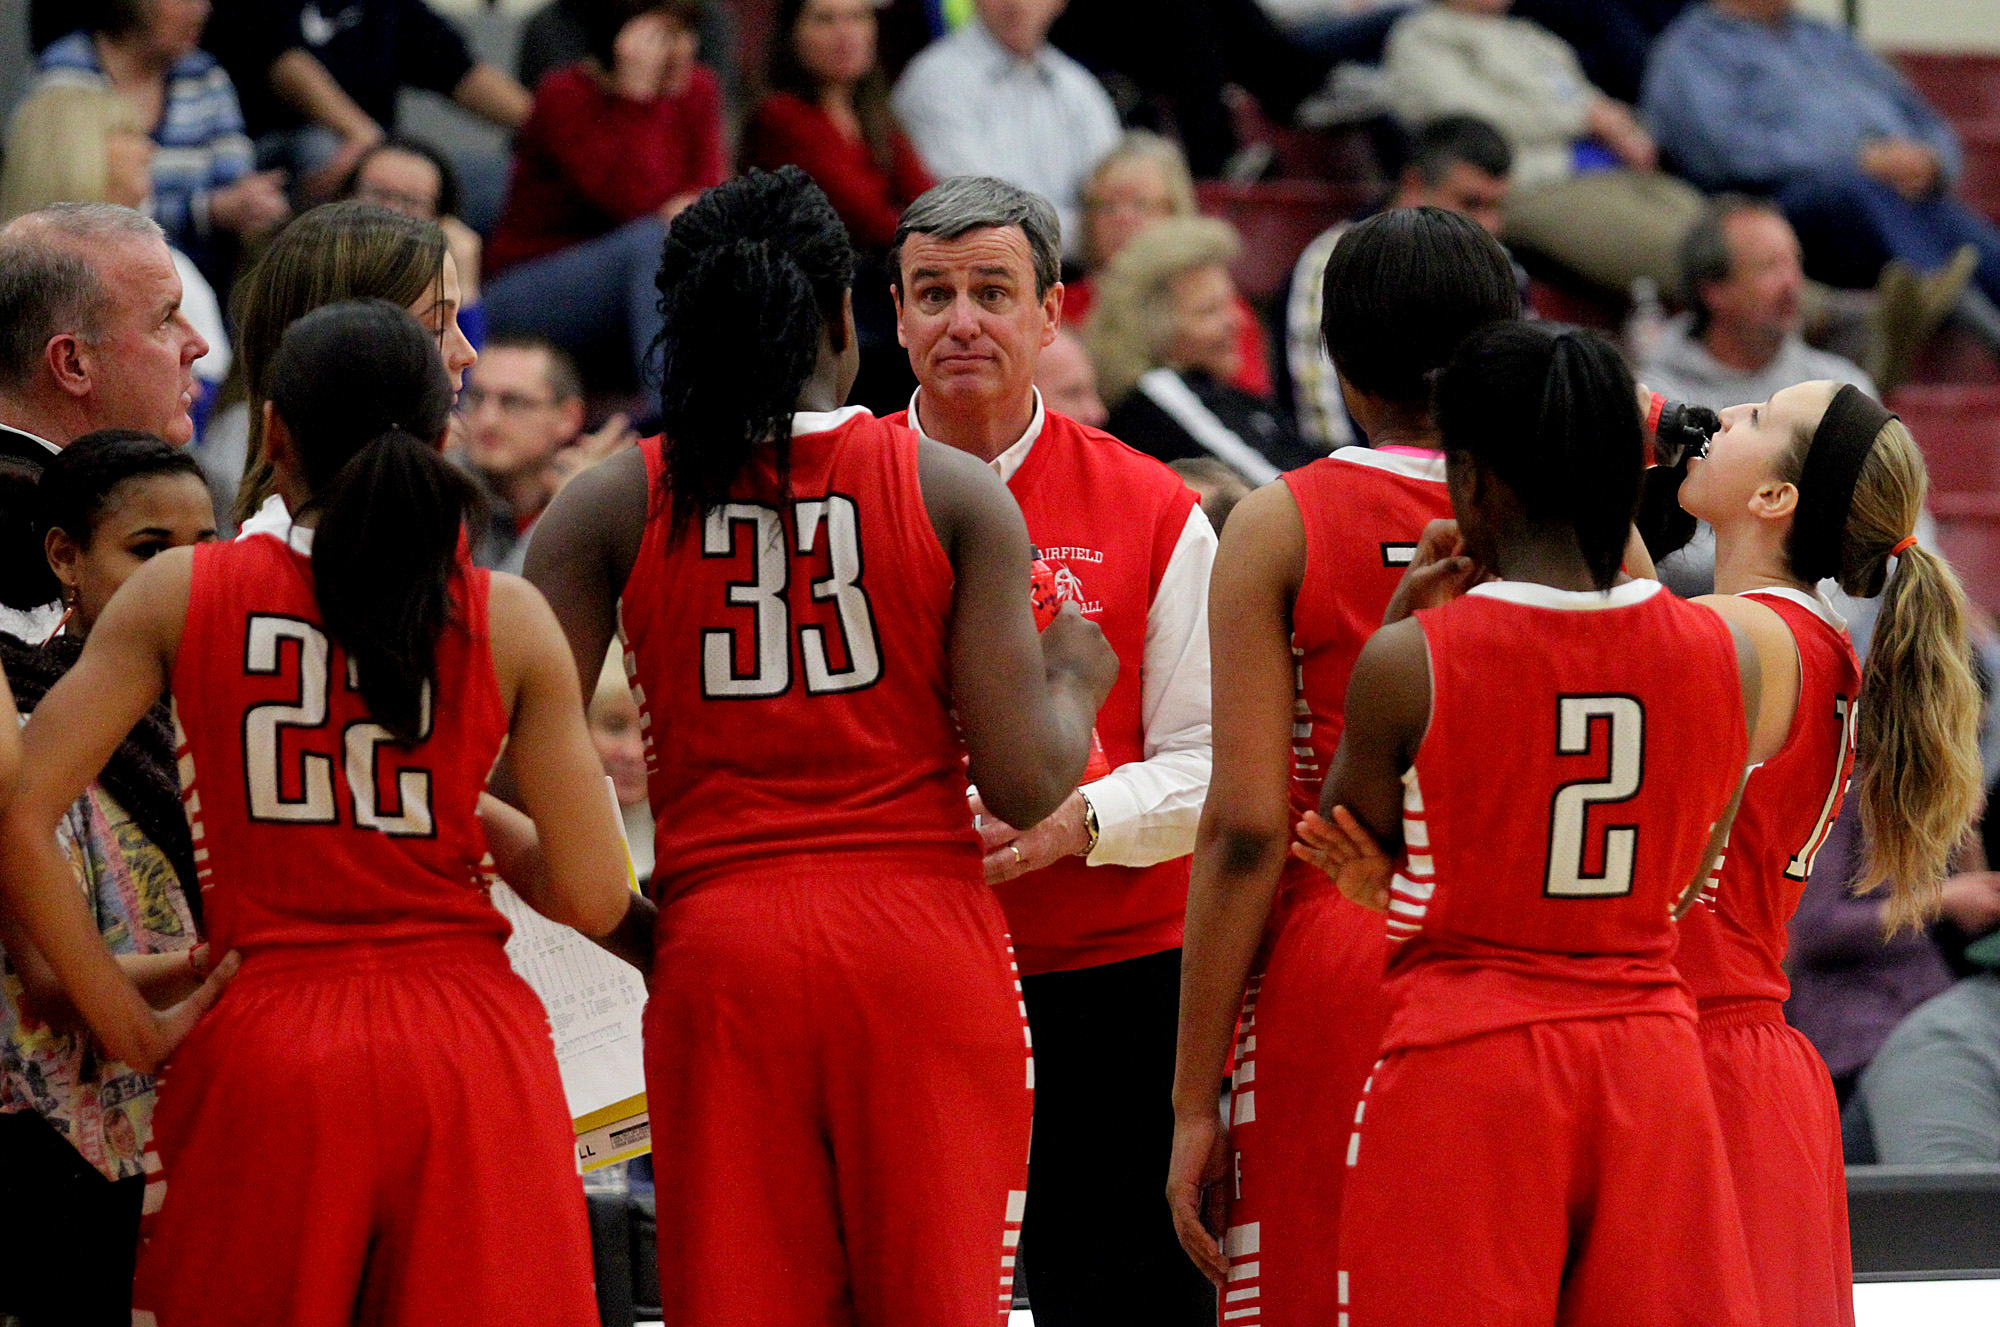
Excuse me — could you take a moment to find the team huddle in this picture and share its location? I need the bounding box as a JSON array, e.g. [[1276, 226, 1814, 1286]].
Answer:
[[0, 164, 1983, 1327]]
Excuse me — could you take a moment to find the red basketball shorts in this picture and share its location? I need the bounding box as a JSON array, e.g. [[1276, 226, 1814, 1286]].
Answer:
[[133, 934, 597, 1327], [1337, 1013, 1759, 1327], [1221, 879, 1388, 1327], [1700, 998, 1855, 1327], [644, 858, 1032, 1327]]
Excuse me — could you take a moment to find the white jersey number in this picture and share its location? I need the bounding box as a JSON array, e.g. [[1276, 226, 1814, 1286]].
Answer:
[[1545, 695, 1645, 898], [700, 498, 882, 699], [242, 615, 436, 836], [1785, 694, 1858, 881]]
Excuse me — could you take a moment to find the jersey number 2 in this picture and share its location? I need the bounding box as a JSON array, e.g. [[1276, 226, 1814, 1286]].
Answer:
[[242, 615, 435, 836], [1545, 695, 1645, 898], [701, 499, 882, 699]]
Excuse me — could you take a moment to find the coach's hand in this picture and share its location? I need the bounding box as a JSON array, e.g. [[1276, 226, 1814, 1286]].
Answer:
[[1167, 1104, 1231, 1286], [1292, 808, 1393, 912], [970, 789, 1091, 883], [142, 950, 240, 1070], [1383, 519, 1484, 625]]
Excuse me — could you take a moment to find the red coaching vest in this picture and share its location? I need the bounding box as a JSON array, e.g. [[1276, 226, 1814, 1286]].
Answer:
[[618, 408, 982, 893], [171, 534, 511, 957], [886, 405, 1200, 974], [1677, 589, 1861, 1006], [1383, 579, 1747, 1053]]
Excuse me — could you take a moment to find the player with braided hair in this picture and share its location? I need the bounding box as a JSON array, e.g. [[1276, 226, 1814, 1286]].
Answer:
[[525, 166, 1117, 1327]]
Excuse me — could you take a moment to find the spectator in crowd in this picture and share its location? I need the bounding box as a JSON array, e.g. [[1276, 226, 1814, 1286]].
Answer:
[[1, 87, 232, 438], [1034, 328, 1109, 429], [455, 335, 636, 574], [1508, 0, 1691, 105], [486, 0, 725, 391], [205, 201, 475, 529], [891, 0, 1121, 255], [743, 0, 935, 409], [0, 431, 213, 1327], [886, 175, 1217, 1327], [204, 0, 531, 223], [1785, 794, 2000, 1124], [1280, 112, 1513, 448], [1069, 132, 1270, 397], [1642, 198, 1876, 411], [518, 0, 739, 107], [1087, 216, 1321, 483], [1642, 0, 2000, 360], [1051, 0, 1352, 178], [340, 136, 485, 345], [34, 0, 290, 279], [1383, 0, 1705, 298], [1863, 955, 2000, 1165]]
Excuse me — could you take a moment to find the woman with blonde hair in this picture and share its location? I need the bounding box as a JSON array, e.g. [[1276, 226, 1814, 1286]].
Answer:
[[1667, 380, 1983, 1326], [1070, 131, 1270, 396], [1087, 214, 1318, 485]]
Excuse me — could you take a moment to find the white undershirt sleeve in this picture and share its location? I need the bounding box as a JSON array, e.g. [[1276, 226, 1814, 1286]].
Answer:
[[1080, 504, 1217, 867]]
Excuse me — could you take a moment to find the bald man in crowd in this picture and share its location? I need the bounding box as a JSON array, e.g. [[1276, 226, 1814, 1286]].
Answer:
[[0, 202, 210, 637]]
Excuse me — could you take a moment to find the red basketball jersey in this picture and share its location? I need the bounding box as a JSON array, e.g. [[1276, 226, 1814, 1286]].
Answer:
[[1677, 589, 1861, 1005], [1383, 579, 1747, 1052], [171, 534, 511, 957], [1282, 447, 1454, 824], [618, 408, 981, 891]]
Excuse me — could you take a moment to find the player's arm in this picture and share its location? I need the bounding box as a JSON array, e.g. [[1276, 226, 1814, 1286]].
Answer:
[[915, 436, 1118, 830], [486, 574, 649, 963], [1692, 594, 1794, 765], [1295, 619, 1433, 909], [521, 446, 648, 705], [1169, 481, 1304, 1285], [1673, 617, 1765, 918], [0, 551, 236, 1072]]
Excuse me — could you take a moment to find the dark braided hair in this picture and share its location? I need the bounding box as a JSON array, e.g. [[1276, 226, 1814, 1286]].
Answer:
[[652, 166, 855, 531], [1435, 321, 1643, 591]]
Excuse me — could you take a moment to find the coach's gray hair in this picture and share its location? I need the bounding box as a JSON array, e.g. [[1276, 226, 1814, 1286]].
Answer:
[[0, 204, 164, 394], [1676, 194, 1780, 338], [889, 176, 1062, 297]]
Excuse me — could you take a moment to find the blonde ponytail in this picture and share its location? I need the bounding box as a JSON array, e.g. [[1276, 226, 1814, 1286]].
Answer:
[[1835, 423, 1984, 930]]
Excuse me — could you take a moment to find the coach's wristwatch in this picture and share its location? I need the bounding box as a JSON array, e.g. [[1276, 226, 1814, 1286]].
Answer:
[[1077, 792, 1100, 859]]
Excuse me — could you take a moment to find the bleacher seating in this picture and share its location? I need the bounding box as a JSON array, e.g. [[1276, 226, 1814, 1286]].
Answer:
[[1195, 179, 1370, 304]]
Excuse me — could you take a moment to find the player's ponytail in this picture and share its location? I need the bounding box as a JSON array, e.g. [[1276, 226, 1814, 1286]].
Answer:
[[1784, 409, 1983, 929], [653, 166, 855, 532], [268, 299, 478, 745], [1435, 321, 1642, 590]]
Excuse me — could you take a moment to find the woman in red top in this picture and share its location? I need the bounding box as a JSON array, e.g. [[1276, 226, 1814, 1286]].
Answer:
[[524, 166, 1118, 1327], [743, 0, 934, 411], [486, 0, 726, 388], [1669, 381, 1982, 1327], [0, 300, 638, 1326]]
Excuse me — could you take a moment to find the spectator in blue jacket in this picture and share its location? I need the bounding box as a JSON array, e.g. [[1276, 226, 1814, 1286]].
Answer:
[[1642, 0, 2000, 354]]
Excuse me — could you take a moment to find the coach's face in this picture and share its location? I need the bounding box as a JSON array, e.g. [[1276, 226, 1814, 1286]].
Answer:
[[894, 225, 1062, 417], [85, 234, 209, 446]]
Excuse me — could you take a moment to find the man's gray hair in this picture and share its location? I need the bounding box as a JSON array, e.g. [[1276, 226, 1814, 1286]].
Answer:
[[1676, 193, 1781, 336], [0, 203, 164, 395], [889, 176, 1063, 297]]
